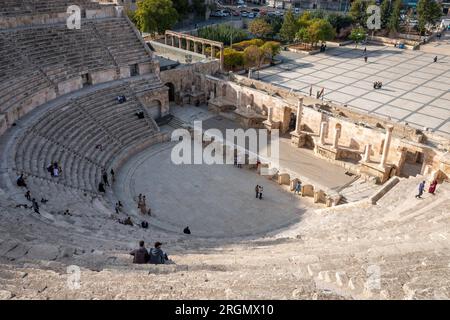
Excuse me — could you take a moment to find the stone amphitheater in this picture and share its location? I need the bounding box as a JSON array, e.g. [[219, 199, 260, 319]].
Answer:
[[0, 1, 449, 300]]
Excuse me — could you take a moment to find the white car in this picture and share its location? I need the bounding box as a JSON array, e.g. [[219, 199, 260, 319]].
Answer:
[[237, 4, 247, 8], [294, 8, 300, 14], [237, 0, 245, 4], [240, 11, 248, 17], [248, 12, 255, 18]]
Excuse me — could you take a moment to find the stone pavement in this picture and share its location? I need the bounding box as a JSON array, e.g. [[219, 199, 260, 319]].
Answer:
[[259, 44, 450, 138]]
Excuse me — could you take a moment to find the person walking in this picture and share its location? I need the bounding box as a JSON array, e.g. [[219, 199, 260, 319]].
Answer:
[[255, 185, 260, 198], [364, 55, 368, 63], [259, 185, 263, 200], [139, 196, 148, 215], [428, 180, 438, 194], [434, 56, 438, 63], [415, 181, 426, 198], [31, 198, 40, 214], [110, 168, 115, 183]]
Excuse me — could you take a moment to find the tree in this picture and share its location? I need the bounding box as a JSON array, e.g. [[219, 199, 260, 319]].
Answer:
[[295, 27, 310, 45], [135, 0, 178, 34], [380, 0, 392, 30], [327, 12, 354, 37], [417, 0, 442, 35], [191, 0, 207, 17], [243, 45, 264, 68], [260, 41, 281, 62], [223, 48, 244, 70], [306, 19, 336, 48], [349, 26, 367, 47], [349, 0, 367, 26], [387, 0, 402, 34], [249, 18, 273, 39], [172, 0, 190, 19], [279, 9, 298, 43]]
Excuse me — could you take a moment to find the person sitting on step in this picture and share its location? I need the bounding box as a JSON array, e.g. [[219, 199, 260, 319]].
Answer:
[[130, 240, 150, 264], [149, 242, 168, 264]]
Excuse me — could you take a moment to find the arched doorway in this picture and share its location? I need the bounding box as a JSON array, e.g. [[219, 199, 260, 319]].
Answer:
[[146, 100, 162, 119], [165, 82, 175, 102]]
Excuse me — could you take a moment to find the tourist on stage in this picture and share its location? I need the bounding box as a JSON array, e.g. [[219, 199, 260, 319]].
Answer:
[[294, 181, 302, 195], [98, 182, 106, 193], [183, 226, 191, 234], [16, 173, 27, 188]]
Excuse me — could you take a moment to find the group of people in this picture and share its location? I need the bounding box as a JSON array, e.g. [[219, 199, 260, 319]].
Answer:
[[415, 179, 439, 199], [137, 194, 151, 216], [16, 174, 46, 215], [130, 241, 169, 265], [47, 162, 62, 177], [373, 81, 383, 89], [255, 185, 264, 200]]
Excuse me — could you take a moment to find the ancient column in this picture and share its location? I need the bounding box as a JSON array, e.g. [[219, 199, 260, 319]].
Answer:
[[171, 36, 174, 47], [379, 126, 393, 168], [164, 34, 167, 45], [220, 47, 224, 72], [211, 46, 216, 58], [333, 127, 341, 149], [202, 43, 205, 55], [295, 98, 303, 134], [194, 42, 198, 53], [268, 107, 273, 123], [248, 68, 253, 79], [178, 37, 182, 49], [319, 122, 327, 145], [186, 39, 190, 51], [363, 144, 371, 162]]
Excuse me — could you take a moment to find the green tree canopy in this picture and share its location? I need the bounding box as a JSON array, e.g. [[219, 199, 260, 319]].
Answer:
[[279, 9, 298, 43], [243, 45, 264, 68], [135, 0, 178, 34], [249, 18, 273, 39], [349, 0, 367, 26], [307, 18, 336, 48], [417, 0, 442, 35], [349, 26, 367, 46], [380, 0, 391, 30], [387, 0, 402, 34]]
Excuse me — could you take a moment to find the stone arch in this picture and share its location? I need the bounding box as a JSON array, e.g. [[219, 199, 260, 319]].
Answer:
[[145, 99, 162, 119], [165, 82, 175, 102]]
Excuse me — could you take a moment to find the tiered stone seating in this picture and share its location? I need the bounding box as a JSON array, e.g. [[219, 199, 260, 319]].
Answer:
[[0, 35, 53, 114], [13, 80, 159, 193], [0, 0, 101, 17], [4, 23, 117, 83], [93, 18, 153, 66]]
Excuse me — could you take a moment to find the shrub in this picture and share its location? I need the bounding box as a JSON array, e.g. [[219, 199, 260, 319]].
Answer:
[[197, 24, 248, 45]]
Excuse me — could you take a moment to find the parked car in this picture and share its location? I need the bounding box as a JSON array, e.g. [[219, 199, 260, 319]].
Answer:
[[248, 12, 255, 18], [237, 4, 247, 8], [232, 10, 240, 16], [294, 8, 300, 14], [240, 11, 248, 17], [237, 0, 245, 4], [252, 8, 260, 12]]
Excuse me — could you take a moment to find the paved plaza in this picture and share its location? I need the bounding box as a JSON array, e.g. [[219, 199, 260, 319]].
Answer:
[[259, 44, 450, 138]]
